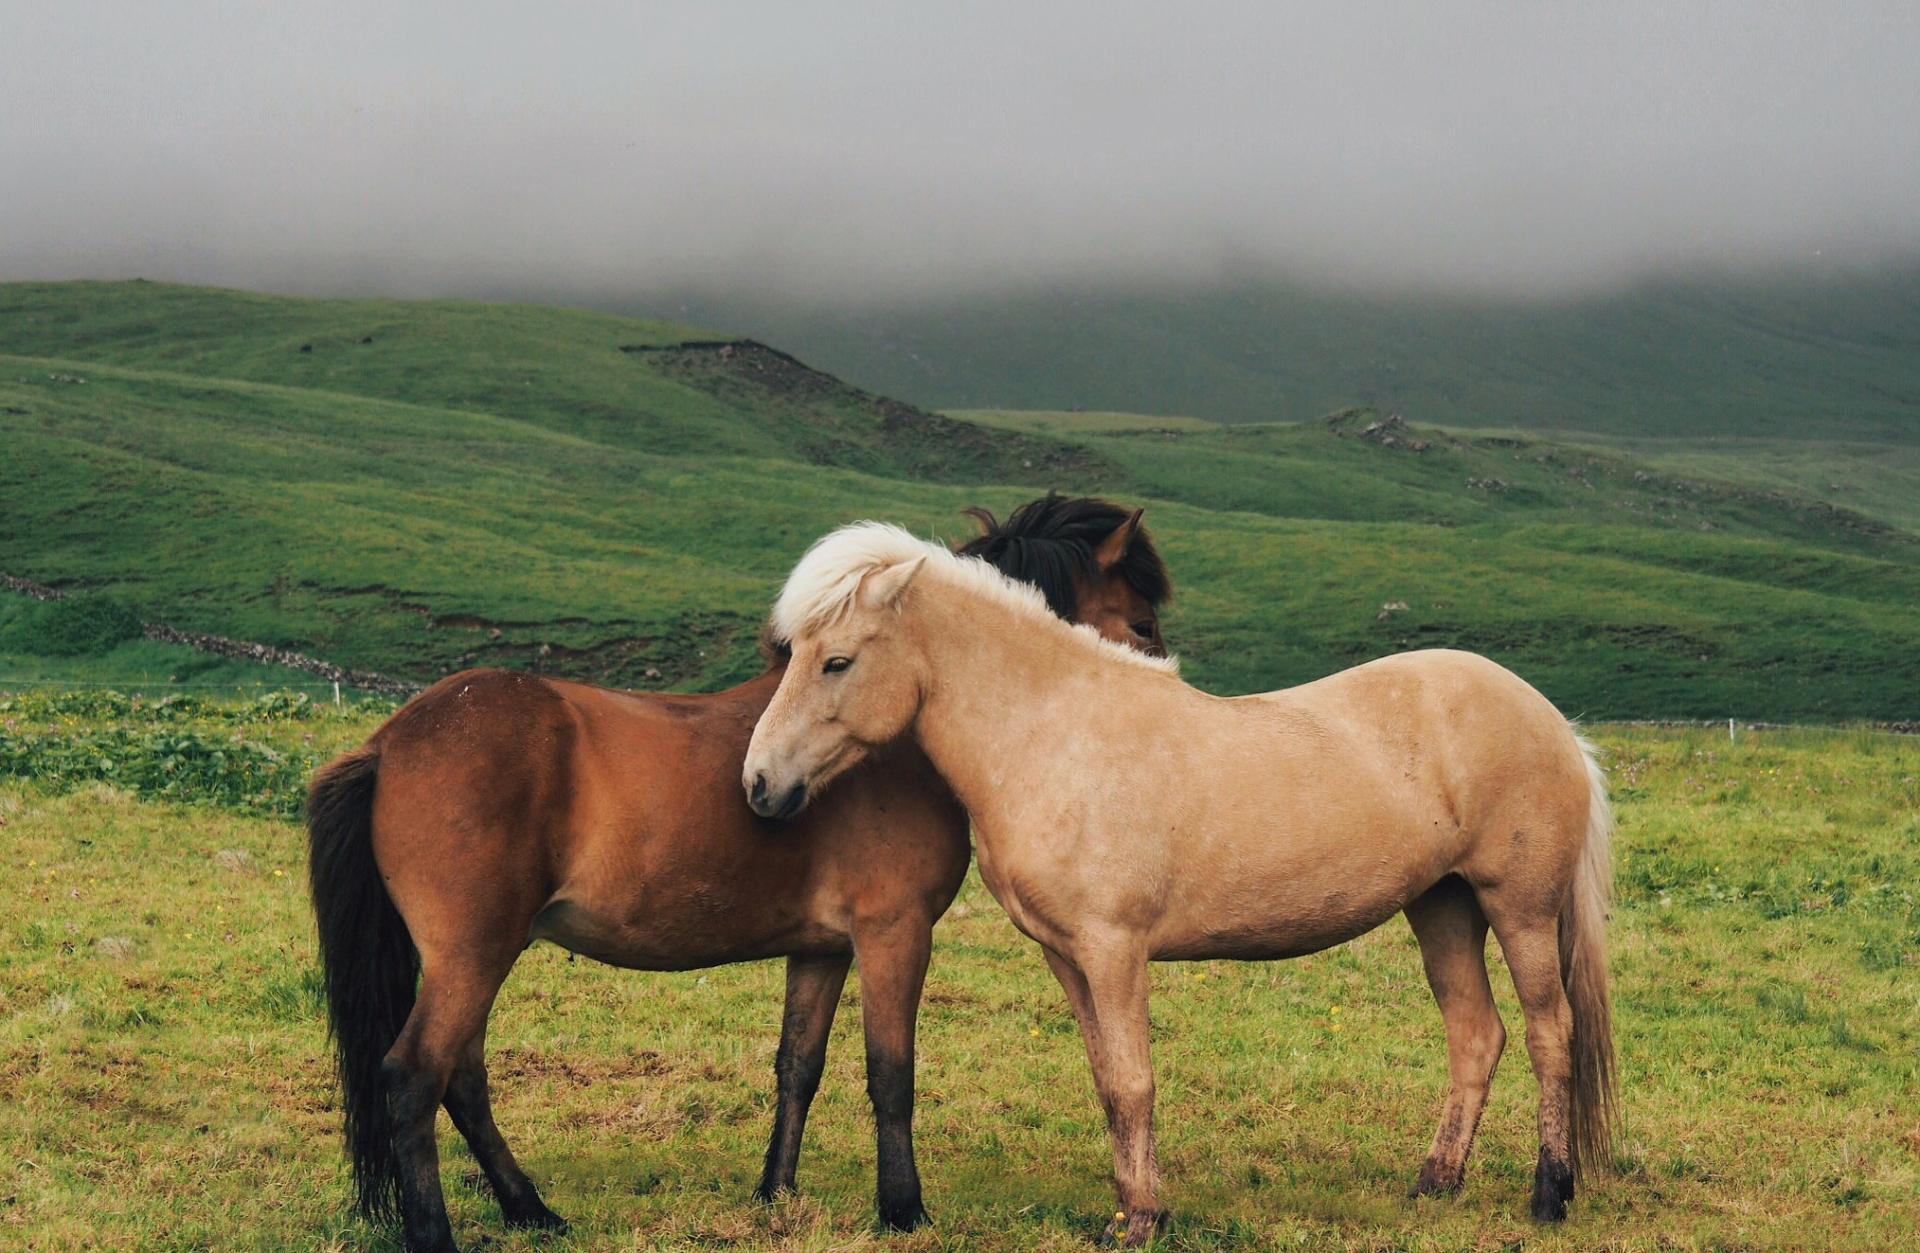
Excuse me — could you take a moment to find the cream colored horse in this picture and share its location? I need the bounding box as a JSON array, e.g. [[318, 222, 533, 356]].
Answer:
[[742, 523, 1616, 1243]]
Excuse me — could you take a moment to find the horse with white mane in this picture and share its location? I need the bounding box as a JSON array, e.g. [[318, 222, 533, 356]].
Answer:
[[743, 522, 1616, 1243]]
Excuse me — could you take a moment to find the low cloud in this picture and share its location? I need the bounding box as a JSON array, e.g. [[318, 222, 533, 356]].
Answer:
[[4, 2, 1917, 303]]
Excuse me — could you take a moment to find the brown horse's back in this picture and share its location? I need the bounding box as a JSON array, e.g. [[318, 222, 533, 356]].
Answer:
[[366, 667, 968, 972]]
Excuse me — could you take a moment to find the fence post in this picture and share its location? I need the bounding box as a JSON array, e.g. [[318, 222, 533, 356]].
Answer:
[[1728, 716, 1735, 743], [333, 680, 342, 707]]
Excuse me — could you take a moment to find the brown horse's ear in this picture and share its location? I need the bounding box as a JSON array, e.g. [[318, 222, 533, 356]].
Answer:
[[1094, 508, 1144, 571], [961, 505, 999, 538], [862, 555, 927, 610]]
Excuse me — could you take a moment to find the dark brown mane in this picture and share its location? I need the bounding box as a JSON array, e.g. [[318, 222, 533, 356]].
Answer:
[[757, 624, 792, 666], [957, 494, 1172, 621]]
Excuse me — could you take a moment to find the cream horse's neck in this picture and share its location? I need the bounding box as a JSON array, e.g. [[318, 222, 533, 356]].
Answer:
[[905, 572, 1174, 850]]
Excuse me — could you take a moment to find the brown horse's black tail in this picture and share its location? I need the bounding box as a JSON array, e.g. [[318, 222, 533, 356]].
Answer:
[[307, 745, 414, 1224]]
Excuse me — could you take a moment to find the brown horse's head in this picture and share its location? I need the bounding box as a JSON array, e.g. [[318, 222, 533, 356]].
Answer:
[[957, 494, 1172, 656]]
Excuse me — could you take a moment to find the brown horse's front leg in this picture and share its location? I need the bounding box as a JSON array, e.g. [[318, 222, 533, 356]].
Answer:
[[755, 952, 853, 1202], [852, 917, 934, 1231], [1070, 941, 1165, 1247]]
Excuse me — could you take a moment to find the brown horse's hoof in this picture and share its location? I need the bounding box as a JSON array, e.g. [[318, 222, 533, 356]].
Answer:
[[1100, 1207, 1168, 1247], [878, 1199, 931, 1232], [403, 1226, 461, 1253], [502, 1202, 569, 1235]]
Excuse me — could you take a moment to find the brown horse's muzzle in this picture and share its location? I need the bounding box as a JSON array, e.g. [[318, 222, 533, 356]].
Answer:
[[747, 771, 809, 820]]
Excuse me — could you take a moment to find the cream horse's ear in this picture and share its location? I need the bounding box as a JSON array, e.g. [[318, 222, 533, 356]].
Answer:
[[861, 555, 927, 609], [1094, 508, 1144, 571]]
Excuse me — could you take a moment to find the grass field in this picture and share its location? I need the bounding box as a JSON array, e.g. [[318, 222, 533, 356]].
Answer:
[[5, 282, 1918, 721], [1, 694, 1915, 1250]]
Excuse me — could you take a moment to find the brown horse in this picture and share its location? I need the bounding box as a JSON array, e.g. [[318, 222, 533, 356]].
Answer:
[[305, 497, 1172, 1253], [743, 523, 1618, 1244]]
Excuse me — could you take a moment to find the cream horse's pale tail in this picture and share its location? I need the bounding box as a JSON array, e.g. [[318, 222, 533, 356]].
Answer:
[[1565, 736, 1618, 1177]]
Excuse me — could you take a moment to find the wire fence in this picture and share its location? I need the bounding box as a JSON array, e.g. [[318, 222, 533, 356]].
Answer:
[[0, 676, 380, 703], [0, 678, 343, 688], [1, 676, 1910, 733]]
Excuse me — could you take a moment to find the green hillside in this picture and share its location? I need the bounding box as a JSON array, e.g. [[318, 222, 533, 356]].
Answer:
[[0, 281, 1105, 483], [3, 281, 1918, 720], [673, 269, 1920, 442]]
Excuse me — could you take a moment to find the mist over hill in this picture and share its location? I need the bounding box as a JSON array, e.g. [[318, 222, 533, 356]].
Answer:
[[665, 269, 1920, 442]]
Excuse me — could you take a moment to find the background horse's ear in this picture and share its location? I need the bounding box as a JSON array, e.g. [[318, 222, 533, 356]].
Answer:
[[862, 555, 927, 609], [960, 505, 999, 538], [1094, 508, 1145, 571]]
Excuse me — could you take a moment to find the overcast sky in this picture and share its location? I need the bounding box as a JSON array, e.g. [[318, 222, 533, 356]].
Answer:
[[4, 2, 1918, 302]]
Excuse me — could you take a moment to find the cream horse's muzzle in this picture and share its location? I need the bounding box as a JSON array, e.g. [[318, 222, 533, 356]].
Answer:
[[746, 770, 809, 820]]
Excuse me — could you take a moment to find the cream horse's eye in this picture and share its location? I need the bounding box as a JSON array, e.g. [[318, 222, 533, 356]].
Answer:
[[823, 656, 853, 675]]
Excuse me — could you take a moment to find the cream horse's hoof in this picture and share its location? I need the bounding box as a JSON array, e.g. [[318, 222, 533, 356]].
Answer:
[[1100, 1207, 1168, 1247]]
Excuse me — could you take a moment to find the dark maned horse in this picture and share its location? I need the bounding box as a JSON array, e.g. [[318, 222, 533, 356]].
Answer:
[[306, 496, 1172, 1253]]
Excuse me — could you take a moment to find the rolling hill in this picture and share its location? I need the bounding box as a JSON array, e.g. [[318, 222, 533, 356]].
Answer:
[[3, 280, 1917, 720]]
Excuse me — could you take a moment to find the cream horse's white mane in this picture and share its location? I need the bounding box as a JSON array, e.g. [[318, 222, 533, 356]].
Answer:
[[770, 521, 1179, 675]]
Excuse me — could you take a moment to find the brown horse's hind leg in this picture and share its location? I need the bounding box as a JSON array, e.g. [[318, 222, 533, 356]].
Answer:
[[382, 951, 519, 1253], [755, 952, 853, 1202], [852, 918, 934, 1231], [444, 1032, 567, 1232], [1404, 877, 1505, 1199], [1486, 914, 1577, 1221]]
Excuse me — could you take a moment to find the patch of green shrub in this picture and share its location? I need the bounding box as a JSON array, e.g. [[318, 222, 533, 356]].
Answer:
[[0, 725, 310, 817], [0, 595, 144, 657]]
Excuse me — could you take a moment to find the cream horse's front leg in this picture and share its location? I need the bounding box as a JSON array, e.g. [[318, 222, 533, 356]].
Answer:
[[1051, 935, 1165, 1246]]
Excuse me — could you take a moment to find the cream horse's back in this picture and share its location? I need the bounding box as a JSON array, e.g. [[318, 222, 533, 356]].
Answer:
[[745, 525, 1617, 1242], [1101, 649, 1595, 960]]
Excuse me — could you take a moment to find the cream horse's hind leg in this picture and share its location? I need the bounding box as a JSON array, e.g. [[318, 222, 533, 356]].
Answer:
[[1042, 945, 1104, 1064], [1485, 909, 1577, 1221], [1404, 876, 1506, 1199]]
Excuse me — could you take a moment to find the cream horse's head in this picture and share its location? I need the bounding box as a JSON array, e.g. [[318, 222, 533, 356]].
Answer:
[[744, 527, 935, 818]]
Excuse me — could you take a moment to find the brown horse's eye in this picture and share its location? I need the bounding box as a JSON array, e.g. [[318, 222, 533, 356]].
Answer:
[[1131, 621, 1156, 641], [823, 656, 853, 675]]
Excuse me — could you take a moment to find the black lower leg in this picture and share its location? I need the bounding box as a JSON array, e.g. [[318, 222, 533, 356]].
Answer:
[[386, 1060, 459, 1253], [867, 1049, 927, 1231], [757, 1030, 829, 1201], [443, 1061, 566, 1232], [1530, 1146, 1574, 1222]]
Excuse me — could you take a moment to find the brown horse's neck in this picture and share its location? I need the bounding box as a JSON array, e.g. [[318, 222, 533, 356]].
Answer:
[[907, 575, 1162, 842]]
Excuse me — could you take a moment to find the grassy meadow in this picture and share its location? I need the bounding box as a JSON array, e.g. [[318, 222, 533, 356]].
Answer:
[[2, 280, 1916, 1248], [1, 694, 1916, 1250]]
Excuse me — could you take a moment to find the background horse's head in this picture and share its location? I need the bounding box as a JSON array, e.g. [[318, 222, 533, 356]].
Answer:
[[756, 494, 1173, 671], [958, 494, 1172, 656]]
